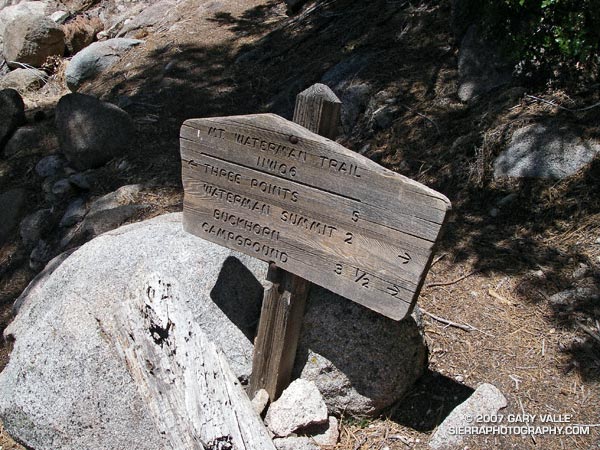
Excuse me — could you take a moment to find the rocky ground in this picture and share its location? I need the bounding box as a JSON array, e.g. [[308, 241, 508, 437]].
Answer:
[[0, 0, 599, 449]]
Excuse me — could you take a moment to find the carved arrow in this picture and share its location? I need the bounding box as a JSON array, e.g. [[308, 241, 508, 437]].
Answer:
[[398, 252, 411, 264]]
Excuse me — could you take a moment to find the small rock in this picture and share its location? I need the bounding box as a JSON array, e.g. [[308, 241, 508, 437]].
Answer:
[[305, 416, 339, 447], [4, 125, 58, 158], [60, 198, 87, 227], [29, 239, 52, 270], [117, 0, 180, 38], [455, 374, 464, 383], [55, 93, 134, 170], [265, 379, 328, 437], [65, 38, 142, 91], [0, 88, 24, 147], [489, 207, 498, 217], [35, 154, 66, 178], [429, 383, 507, 449], [273, 437, 320, 450], [549, 286, 599, 306], [0, 187, 26, 243], [49, 11, 70, 24], [51, 178, 73, 196], [572, 264, 589, 280], [20, 209, 53, 247], [88, 184, 142, 214], [0, 68, 47, 93], [68, 171, 93, 190], [3, 16, 65, 68], [251, 389, 269, 416], [339, 82, 371, 134]]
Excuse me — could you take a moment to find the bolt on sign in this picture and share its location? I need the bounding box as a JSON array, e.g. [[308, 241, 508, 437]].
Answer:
[[180, 114, 451, 321]]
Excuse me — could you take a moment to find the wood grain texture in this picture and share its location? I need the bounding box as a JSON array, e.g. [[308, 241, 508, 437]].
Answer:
[[248, 265, 309, 401], [248, 84, 339, 401], [109, 275, 276, 450], [181, 113, 450, 320]]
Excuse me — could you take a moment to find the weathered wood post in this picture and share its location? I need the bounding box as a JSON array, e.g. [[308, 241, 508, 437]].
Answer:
[[248, 84, 342, 401]]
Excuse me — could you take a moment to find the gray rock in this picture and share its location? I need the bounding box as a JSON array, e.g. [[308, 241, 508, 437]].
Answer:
[[68, 171, 93, 190], [429, 383, 507, 449], [322, 55, 371, 88], [55, 93, 134, 170], [1, 213, 265, 449], [0, 88, 24, 147], [0, 187, 26, 243], [251, 389, 269, 416], [19, 208, 53, 247], [65, 38, 142, 91], [549, 286, 599, 307], [51, 178, 73, 196], [29, 238, 52, 270], [117, 0, 180, 38], [265, 379, 328, 437], [274, 437, 320, 450], [308, 416, 339, 446], [339, 82, 371, 134], [3, 124, 58, 158], [294, 287, 427, 416], [59, 197, 87, 227], [0, 67, 47, 92], [49, 11, 70, 24], [458, 26, 512, 102], [0, 2, 47, 48], [88, 184, 141, 214], [493, 122, 600, 179], [83, 204, 146, 237], [3, 15, 65, 68], [35, 154, 65, 177], [1, 213, 428, 447]]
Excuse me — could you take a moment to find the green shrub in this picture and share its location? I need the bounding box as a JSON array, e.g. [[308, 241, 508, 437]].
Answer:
[[479, 0, 599, 83]]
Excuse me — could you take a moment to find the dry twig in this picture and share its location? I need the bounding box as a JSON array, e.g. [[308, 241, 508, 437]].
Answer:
[[421, 309, 477, 332], [426, 270, 478, 288]]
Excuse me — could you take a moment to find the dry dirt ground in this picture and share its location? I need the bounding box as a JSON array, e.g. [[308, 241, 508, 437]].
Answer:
[[1, 0, 599, 449]]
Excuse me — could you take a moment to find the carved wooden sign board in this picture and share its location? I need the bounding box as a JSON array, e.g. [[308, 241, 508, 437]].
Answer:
[[180, 114, 450, 321]]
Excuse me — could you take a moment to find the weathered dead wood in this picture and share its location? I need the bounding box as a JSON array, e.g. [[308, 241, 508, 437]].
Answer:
[[109, 274, 276, 450]]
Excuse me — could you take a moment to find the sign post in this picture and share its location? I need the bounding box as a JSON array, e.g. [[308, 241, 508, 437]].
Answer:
[[180, 83, 451, 401]]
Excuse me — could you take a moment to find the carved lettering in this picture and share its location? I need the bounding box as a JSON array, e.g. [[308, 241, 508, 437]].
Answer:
[[201, 162, 242, 184], [213, 209, 279, 241], [250, 178, 298, 202], [280, 210, 337, 237], [202, 183, 270, 215], [201, 222, 288, 263], [234, 132, 307, 162], [334, 263, 343, 275], [344, 232, 353, 244], [352, 211, 359, 222], [207, 127, 226, 139], [256, 156, 297, 177], [386, 284, 400, 297], [318, 156, 361, 178], [354, 268, 370, 288]]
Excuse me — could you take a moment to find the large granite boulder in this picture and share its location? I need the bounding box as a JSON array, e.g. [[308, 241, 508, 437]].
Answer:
[[3, 15, 65, 68], [494, 122, 600, 179], [55, 93, 134, 170], [64, 38, 142, 91], [0, 213, 427, 448]]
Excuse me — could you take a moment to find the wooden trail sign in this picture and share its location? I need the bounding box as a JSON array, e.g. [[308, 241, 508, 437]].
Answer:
[[180, 113, 451, 321]]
